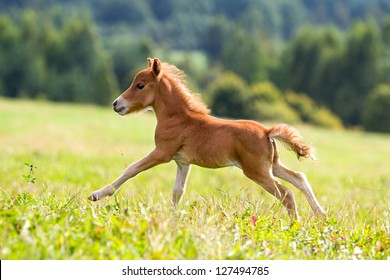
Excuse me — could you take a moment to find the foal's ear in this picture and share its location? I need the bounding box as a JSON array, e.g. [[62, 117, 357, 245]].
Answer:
[[151, 58, 162, 80], [147, 57, 153, 67]]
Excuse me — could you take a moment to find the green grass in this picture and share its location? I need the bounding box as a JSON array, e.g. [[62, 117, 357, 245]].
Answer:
[[0, 98, 389, 259]]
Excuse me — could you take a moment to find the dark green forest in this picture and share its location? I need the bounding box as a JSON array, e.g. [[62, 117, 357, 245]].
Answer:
[[1, 0, 390, 132]]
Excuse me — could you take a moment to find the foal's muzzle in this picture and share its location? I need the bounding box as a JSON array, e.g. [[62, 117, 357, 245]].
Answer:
[[112, 98, 126, 115]]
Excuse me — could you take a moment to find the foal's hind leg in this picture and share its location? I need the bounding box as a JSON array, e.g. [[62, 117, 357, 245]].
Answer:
[[171, 162, 191, 206], [273, 161, 326, 217], [243, 167, 300, 220]]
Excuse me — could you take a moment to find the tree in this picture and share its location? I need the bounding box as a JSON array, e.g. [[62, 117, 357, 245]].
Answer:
[[285, 92, 343, 128], [0, 10, 118, 104], [94, 0, 152, 25], [209, 72, 250, 119], [334, 20, 381, 124], [149, 0, 173, 21], [105, 35, 153, 90], [202, 17, 231, 60], [363, 85, 390, 133], [279, 28, 323, 94], [379, 16, 390, 84], [279, 21, 382, 126], [222, 28, 267, 83], [0, 15, 20, 97], [0, 11, 46, 98], [279, 26, 343, 106], [248, 82, 300, 123]]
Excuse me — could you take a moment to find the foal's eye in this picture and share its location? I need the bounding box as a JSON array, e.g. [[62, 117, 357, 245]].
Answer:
[[136, 83, 145, 90]]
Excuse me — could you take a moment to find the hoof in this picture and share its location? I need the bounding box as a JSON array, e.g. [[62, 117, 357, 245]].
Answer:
[[316, 209, 327, 219], [88, 186, 115, 201], [88, 193, 100, 201]]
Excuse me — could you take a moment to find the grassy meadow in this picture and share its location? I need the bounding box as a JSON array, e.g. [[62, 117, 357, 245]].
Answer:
[[0, 98, 389, 260]]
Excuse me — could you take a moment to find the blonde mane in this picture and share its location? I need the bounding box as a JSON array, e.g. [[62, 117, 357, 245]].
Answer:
[[161, 62, 210, 115]]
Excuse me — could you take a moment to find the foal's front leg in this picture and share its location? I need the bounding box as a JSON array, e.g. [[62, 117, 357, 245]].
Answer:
[[171, 162, 191, 206], [88, 149, 171, 201]]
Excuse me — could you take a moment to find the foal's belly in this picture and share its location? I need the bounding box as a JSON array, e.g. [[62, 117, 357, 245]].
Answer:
[[173, 150, 240, 169]]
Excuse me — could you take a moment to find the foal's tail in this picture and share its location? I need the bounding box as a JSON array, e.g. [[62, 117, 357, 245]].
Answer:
[[267, 124, 316, 160]]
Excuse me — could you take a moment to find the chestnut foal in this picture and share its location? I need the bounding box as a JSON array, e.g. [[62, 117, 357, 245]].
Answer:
[[88, 58, 326, 220]]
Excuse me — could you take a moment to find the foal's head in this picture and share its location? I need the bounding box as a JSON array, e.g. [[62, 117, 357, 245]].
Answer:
[[113, 58, 162, 115]]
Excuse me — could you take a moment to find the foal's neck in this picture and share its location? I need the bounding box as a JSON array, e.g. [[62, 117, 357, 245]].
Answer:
[[152, 76, 194, 121]]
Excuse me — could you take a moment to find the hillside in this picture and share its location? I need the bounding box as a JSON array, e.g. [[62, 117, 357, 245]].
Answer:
[[1, 1, 390, 131]]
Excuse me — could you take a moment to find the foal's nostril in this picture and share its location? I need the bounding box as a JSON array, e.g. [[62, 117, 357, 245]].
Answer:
[[112, 100, 117, 107]]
